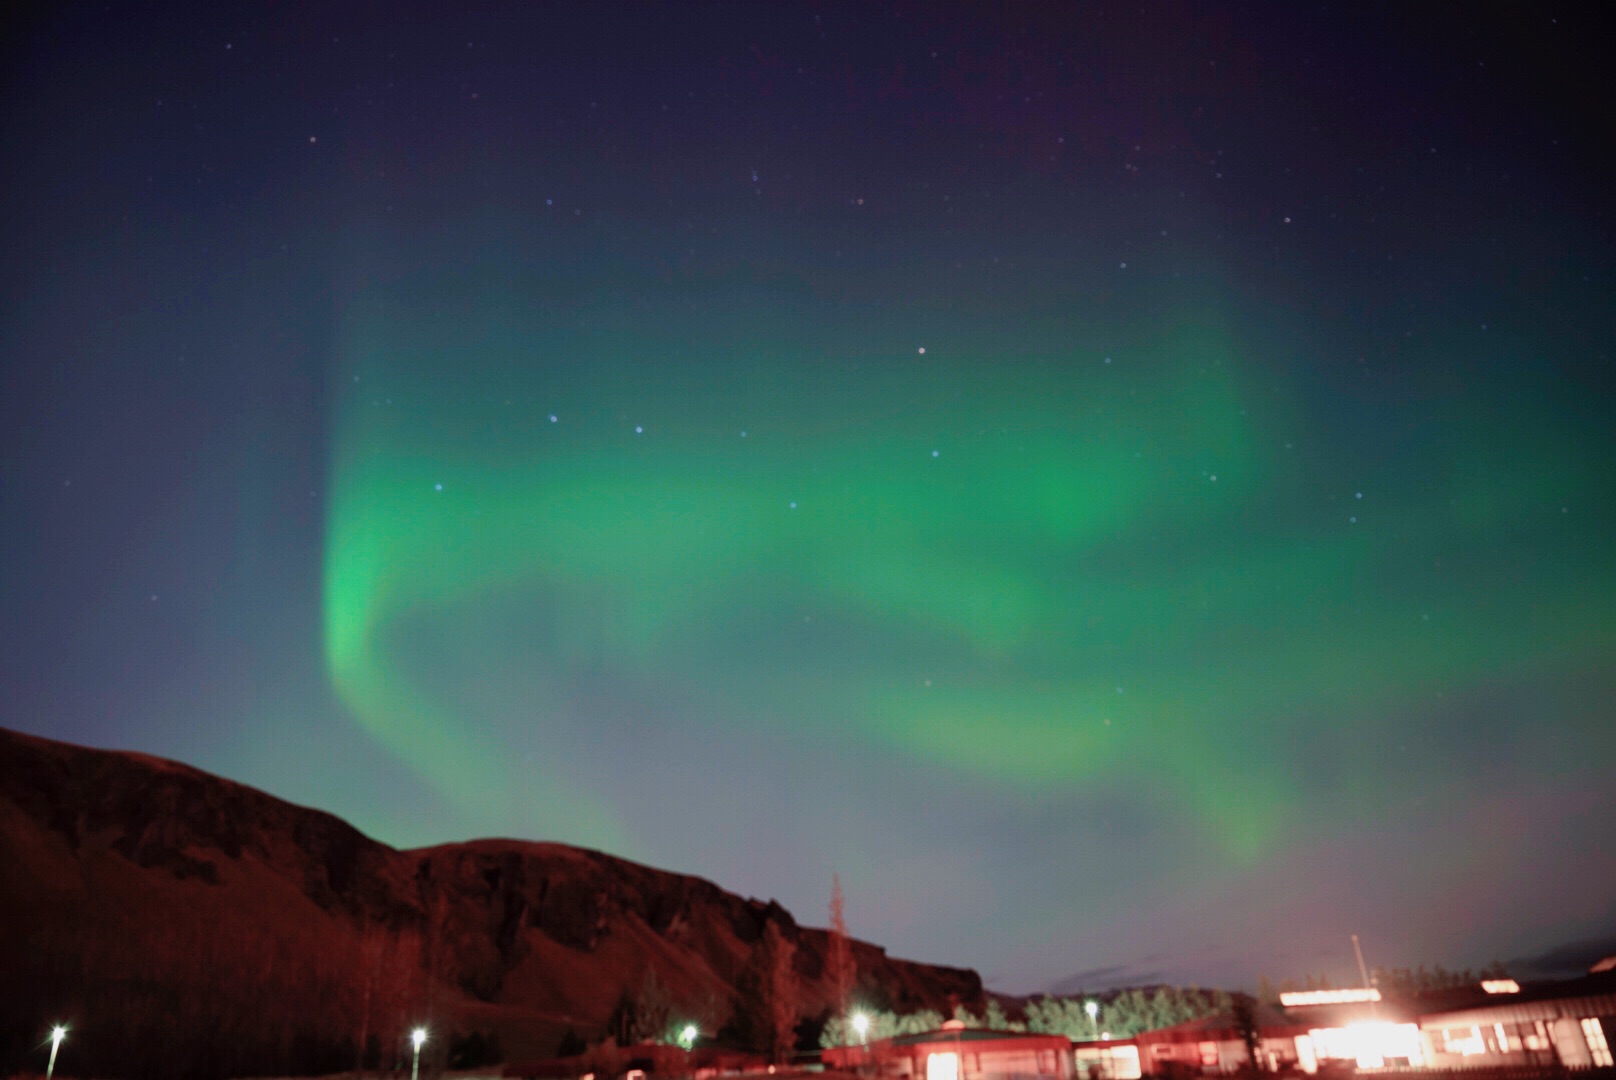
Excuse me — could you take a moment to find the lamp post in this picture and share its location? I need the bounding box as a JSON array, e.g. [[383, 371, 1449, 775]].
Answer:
[[1084, 1001, 1099, 1041], [680, 1024, 699, 1051], [411, 1027, 428, 1080], [46, 1025, 67, 1080], [852, 1012, 870, 1046]]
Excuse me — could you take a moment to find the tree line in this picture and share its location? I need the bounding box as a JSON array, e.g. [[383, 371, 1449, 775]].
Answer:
[[818, 987, 1235, 1049]]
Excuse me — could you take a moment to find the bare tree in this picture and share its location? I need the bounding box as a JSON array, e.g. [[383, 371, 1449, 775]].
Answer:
[[764, 922, 799, 1063]]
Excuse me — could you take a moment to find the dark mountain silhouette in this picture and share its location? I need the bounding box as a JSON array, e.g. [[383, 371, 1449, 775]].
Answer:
[[0, 727, 982, 1079]]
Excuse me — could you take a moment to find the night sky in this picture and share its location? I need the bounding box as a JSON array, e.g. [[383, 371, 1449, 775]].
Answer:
[[4, 2, 1614, 995]]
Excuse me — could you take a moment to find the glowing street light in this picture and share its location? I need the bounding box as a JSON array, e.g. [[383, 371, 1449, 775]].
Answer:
[[46, 1025, 68, 1080], [410, 1028, 428, 1080], [679, 1024, 699, 1050], [1084, 1001, 1100, 1041], [852, 1012, 870, 1045]]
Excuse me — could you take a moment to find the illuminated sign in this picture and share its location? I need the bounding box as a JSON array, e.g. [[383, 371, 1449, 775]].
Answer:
[[1481, 979, 1521, 994], [1280, 989, 1382, 1007]]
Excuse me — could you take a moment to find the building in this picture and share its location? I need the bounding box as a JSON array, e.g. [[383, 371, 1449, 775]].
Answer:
[[1416, 970, 1616, 1069], [1264, 970, 1616, 1073], [504, 1043, 769, 1080], [1071, 1038, 1141, 1080], [1270, 987, 1439, 1071], [844, 966, 1616, 1080], [1130, 1006, 1312, 1076], [823, 1020, 1074, 1080]]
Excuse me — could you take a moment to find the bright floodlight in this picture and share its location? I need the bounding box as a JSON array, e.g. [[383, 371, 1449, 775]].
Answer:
[[853, 1011, 870, 1041], [410, 1028, 429, 1080], [1084, 1001, 1099, 1018], [680, 1024, 699, 1049], [47, 1025, 68, 1080]]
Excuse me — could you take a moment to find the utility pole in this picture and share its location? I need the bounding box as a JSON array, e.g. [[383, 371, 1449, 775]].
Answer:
[[1351, 935, 1372, 989], [1352, 934, 1377, 1017]]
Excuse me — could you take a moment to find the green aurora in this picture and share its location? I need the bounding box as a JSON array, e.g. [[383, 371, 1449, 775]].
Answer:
[[8, 0, 1616, 994], [321, 219, 1614, 864]]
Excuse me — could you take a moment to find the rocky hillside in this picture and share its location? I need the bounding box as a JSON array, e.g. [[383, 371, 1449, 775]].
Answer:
[[0, 727, 981, 1079]]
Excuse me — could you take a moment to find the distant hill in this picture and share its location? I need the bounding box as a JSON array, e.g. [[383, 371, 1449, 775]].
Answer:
[[0, 727, 982, 1079]]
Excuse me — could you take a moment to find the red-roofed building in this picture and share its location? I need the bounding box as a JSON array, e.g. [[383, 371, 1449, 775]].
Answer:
[[1070, 1036, 1141, 1080], [1131, 1007, 1311, 1076], [504, 1044, 770, 1080], [823, 1021, 1073, 1080]]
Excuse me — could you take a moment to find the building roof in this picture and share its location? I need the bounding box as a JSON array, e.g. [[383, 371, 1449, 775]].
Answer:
[[1072, 1039, 1139, 1052], [822, 1027, 1073, 1069], [889, 1028, 1071, 1048], [1416, 970, 1616, 1028], [1134, 1005, 1306, 1045], [1276, 998, 1421, 1027]]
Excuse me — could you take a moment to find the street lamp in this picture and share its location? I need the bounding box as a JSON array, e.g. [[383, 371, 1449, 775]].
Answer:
[[46, 1025, 67, 1080], [679, 1024, 699, 1051], [852, 1012, 870, 1046], [411, 1027, 428, 1080], [1084, 1001, 1099, 1041]]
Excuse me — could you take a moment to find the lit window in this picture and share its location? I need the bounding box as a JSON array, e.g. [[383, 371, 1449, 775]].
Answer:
[[1582, 1019, 1613, 1068]]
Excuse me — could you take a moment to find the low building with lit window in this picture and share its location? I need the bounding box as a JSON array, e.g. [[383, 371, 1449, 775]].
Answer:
[[823, 1020, 1074, 1080], [1268, 969, 1616, 1073], [1275, 987, 1433, 1071], [1071, 1037, 1141, 1080], [1415, 969, 1616, 1069], [1130, 1006, 1311, 1075]]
